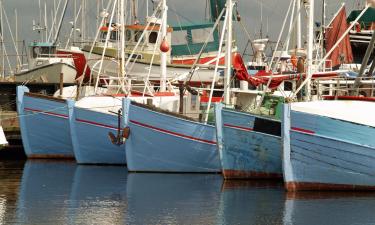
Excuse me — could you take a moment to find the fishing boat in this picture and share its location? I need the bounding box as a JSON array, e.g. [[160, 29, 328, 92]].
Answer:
[[282, 1, 375, 191], [14, 42, 77, 83], [16, 86, 76, 158], [82, 1, 228, 85], [282, 100, 375, 191], [123, 0, 231, 173]]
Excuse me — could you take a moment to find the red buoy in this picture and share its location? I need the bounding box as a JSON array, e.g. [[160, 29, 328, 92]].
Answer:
[[160, 38, 170, 52]]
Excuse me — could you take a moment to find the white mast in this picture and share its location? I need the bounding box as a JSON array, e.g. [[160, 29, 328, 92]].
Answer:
[[224, 0, 233, 105], [160, 0, 168, 92], [285, 0, 296, 51], [305, 0, 314, 100], [296, 0, 301, 49], [120, 0, 125, 76]]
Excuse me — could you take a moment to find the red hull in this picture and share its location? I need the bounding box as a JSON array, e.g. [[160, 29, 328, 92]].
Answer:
[[222, 169, 282, 180], [286, 182, 375, 192]]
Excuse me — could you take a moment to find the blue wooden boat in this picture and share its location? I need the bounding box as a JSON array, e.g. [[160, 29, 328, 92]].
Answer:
[[69, 96, 128, 164], [125, 100, 221, 172], [16, 86, 75, 158], [214, 98, 283, 179], [282, 100, 375, 191]]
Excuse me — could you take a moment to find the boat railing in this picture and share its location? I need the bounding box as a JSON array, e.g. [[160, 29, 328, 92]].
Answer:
[[38, 53, 74, 59], [314, 76, 375, 98]]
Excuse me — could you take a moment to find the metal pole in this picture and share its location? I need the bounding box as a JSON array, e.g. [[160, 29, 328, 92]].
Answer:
[[296, 0, 301, 49], [224, 0, 233, 105], [305, 0, 314, 101], [160, 0, 167, 92]]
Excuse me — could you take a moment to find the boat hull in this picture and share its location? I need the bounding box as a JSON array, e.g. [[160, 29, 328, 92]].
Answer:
[[215, 105, 282, 179], [125, 102, 221, 172], [14, 63, 77, 83], [282, 103, 375, 191], [16, 86, 74, 158], [84, 51, 218, 84], [70, 102, 126, 164]]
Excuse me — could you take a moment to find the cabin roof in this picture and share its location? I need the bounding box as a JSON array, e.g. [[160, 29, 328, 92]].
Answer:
[[347, 8, 375, 26]]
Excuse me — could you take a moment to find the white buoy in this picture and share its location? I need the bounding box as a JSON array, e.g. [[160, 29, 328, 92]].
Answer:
[[0, 126, 7, 145]]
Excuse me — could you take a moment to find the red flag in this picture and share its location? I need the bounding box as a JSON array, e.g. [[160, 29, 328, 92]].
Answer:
[[325, 7, 353, 68]]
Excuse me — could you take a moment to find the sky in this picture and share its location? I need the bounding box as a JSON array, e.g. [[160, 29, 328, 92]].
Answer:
[[0, 0, 366, 71]]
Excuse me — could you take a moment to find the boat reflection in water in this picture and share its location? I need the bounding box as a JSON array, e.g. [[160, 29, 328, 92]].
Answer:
[[283, 192, 375, 225], [68, 165, 128, 224], [219, 180, 285, 225], [16, 160, 76, 224], [126, 173, 222, 224]]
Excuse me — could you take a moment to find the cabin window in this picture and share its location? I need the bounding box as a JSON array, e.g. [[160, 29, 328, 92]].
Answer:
[[190, 95, 197, 110], [191, 28, 213, 44], [126, 30, 132, 41], [171, 30, 188, 45], [134, 31, 144, 43], [100, 31, 107, 40], [149, 32, 158, 44], [110, 31, 119, 41]]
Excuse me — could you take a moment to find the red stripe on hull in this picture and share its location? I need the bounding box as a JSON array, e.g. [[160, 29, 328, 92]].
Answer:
[[76, 118, 118, 130], [223, 170, 282, 180], [286, 182, 375, 192], [291, 127, 315, 134], [24, 107, 68, 119], [129, 119, 217, 145], [223, 124, 253, 132]]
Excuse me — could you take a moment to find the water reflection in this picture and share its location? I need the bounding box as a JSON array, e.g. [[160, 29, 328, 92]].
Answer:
[[219, 180, 285, 225], [126, 173, 223, 225], [2, 160, 375, 225], [283, 192, 375, 225], [68, 165, 128, 225], [16, 160, 76, 224]]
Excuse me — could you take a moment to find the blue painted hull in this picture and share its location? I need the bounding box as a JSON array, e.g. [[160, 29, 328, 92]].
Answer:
[[70, 105, 126, 164], [16, 86, 74, 158], [215, 105, 282, 179], [125, 102, 221, 172], [282, 104, 375, 191]]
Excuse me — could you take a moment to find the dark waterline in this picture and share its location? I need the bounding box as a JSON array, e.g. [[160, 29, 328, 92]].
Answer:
[[1, 160, 375, 225]]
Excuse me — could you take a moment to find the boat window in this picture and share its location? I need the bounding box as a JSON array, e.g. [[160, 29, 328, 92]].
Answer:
[[110, 31, 119, 41], [191, 28, 213, 44], [149, 31, 158, 44], [134, 31, 144, 43], [253, 117, 281, 137], [171, 30, 188, 45], [100, 31, 107, 40], [126, 30, 132, 41]]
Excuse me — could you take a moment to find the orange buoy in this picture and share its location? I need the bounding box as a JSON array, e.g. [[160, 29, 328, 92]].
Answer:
[[160, 38, 170, 53]]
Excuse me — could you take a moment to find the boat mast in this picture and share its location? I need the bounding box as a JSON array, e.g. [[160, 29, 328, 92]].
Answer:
[[296, 0, 301, 49], [305, 0, 314, 100], [224, 0, 233, 105], [160, 0, 168, 92], [120, 0, 125, 76]]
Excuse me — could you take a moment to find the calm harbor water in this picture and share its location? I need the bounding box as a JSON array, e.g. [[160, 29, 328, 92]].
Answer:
[[1, 160, 375, 225]]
